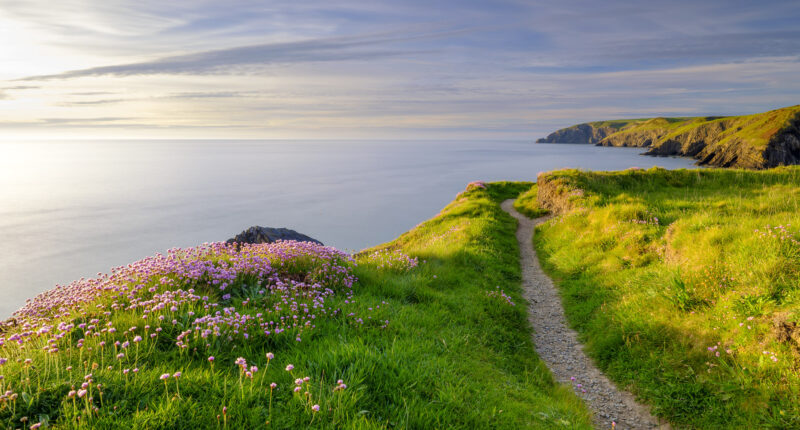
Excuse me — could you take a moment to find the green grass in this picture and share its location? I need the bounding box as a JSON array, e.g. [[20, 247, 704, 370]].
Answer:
[[584, 119, 650, 130], [513, 184, 548, 219], [0, 182, 592, 429], [534, 166, 800, 428]]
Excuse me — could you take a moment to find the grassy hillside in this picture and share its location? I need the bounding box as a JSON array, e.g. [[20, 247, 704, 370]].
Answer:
[[534, 167, 800, 428], [536, 119, 651, 144], [537, 105, 800, 169], [0, 182, 593, 429], [513, 184, 548, 219]]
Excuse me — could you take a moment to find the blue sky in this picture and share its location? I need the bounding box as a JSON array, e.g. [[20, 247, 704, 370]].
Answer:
[[1, 0, 799, 139]]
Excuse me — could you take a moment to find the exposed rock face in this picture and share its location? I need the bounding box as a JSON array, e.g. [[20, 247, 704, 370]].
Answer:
[[643, 114, 800, 169], [598, 118, 676, 148], [227, 226, 323, 245], [536, 123, 617, 144], [765, 120, 800, 167]]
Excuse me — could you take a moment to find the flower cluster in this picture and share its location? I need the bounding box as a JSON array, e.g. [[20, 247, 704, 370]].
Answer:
[[629, 209, 659, 226], [1, 241, 356, 351], [755, 224, 800, 244], [487, 287, 515, 307], [362, 249, 418, 272], [0, 240, 372, 426], [755, 224, 800, 258], [465, 181, 487, 191]]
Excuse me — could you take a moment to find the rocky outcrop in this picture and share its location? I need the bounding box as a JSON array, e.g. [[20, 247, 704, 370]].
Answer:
[[764, 119, 800, 166], [643, 112, 800, 169], [598, 118, 680, 148], [227, 226, 323, 245], [536, 123, 618, 144]]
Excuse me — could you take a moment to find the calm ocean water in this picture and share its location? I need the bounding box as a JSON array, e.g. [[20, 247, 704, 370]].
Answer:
[[0, 140, 697, 318]]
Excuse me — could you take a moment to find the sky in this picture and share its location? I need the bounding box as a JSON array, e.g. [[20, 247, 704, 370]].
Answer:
[[1, 0, 799, 140]]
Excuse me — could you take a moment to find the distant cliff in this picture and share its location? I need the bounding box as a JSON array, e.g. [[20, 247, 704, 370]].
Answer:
[[536, 105, 800, 169], [536, 119, 647, 143]]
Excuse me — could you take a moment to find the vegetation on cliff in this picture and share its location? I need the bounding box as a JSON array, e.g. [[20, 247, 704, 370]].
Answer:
[[536, 105, 800, 169], [0, 182, 592, 429], [533, 167, 800, 428], [535, 119, 650, 144]]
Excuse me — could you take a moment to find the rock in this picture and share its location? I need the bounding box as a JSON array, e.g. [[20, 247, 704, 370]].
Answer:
[[226, 226, 323, 245]]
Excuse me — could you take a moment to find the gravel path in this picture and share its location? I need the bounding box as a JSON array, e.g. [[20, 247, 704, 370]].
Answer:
[[502, 200, 668, 430]]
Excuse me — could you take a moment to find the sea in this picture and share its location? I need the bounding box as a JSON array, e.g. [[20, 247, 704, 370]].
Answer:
[[0, 140, 698, 318]]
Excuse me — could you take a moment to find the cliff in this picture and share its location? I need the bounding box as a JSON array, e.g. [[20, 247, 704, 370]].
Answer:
[[535, 119, 647, 143], [536, 105, 800, 169]]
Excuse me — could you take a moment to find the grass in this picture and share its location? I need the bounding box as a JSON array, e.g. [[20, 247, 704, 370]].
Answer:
[[660, 105, 800, 151], [533, 166, 800, 428], [0, 181, 593, 429], [513, 184, 548, 219]]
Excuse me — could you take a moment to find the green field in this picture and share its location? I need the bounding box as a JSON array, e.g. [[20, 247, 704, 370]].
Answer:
[[0, 181, 593, 429], [534, 167, 800, 428]]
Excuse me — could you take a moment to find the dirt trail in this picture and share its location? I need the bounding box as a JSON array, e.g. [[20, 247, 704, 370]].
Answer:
[[502, 200, 668, 430]]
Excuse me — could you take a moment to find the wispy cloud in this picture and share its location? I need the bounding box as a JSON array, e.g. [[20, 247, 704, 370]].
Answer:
[[19, 28, 463, 81], [3, 85, 39, 90], [58, 98, 127, 106]]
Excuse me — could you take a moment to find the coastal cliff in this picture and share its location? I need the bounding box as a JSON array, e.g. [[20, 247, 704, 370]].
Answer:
[[537, 105, 800, 169], [535, 119, 646, 143]]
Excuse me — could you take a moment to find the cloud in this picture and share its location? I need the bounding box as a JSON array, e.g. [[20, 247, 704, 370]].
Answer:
[[166, 91, 252, 99], [58, 98, 127, 106], [0, 117, 137, 128], [3, 85, 39, 90], [3, 0, 800, 139], [19, 28, 463, 81]]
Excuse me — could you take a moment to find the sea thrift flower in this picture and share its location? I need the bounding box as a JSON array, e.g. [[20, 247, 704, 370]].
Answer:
[[285, 364, 294, 371], [266, 352, 274, 360], [312, 404, 320, 412], [160, 373, 170, 380]]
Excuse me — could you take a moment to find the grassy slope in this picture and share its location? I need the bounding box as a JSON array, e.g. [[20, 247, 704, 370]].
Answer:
[[534, 167, 800, 428], [601, 117, 695, 141], [601, 106, 800, 158], [0, 182, 592, 429], [659, 106, 800, 151], [584, 119, 650, 130], [513, 184, 548, 219]]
